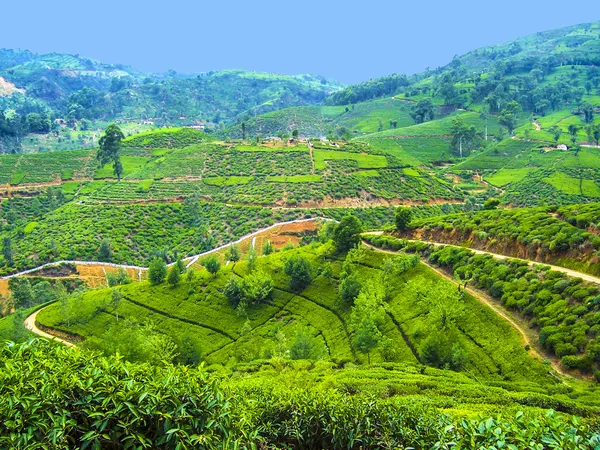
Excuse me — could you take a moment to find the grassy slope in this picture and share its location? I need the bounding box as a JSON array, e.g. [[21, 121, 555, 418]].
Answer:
[[37, 243, 551, 383]]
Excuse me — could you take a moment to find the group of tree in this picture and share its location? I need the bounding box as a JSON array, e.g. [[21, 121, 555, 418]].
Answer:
[[324, 74, 409, 105]]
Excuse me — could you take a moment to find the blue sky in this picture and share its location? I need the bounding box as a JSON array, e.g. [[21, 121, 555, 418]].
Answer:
[[1, 0, 598, 84]]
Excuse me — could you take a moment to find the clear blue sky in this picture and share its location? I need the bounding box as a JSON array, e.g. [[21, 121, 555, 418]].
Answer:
[[1, 0, 598, 84]]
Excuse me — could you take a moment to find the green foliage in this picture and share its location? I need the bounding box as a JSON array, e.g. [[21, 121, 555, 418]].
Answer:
[[333, 215, 363, 252], [202, 255, 221, 276], [339, 274, 362, 304], [106, 269, 131, 287], [227, 244, 241, 263], [241, 270, 274, 303], [284, 255, 312, 290], [167, 264, 181, 287], [98, 124, 125, 181], [148, 257, 167, 285], [98, 239, 112, 262], [289, 327, 324, 360], [394, 207, 413, 231]]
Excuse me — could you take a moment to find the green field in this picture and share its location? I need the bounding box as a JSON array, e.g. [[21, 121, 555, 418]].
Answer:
[[543, 172, 600, 197], [36, 243, 551, 382], [485, 168, 531, 186], [313, 149, 388, 170]]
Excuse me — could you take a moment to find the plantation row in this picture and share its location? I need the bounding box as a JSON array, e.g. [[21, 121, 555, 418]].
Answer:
[[364, 234, 600, 377], [37, 240, 550, 381], [0, 201, 469, 275], [0, 150, 96, 185], [79, 168, 461, 205], [2, 340, 599, 449], [404, 203, 600, 276]]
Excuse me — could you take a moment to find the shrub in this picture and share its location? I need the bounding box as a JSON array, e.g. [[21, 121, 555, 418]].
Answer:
[[148, 257, 167, 285], [333, 215, 363, 252], [202, 255, 221, 276], [284, 255, 312, 291]]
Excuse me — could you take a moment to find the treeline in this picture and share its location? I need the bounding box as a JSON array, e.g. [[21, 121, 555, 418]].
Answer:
[[324, 74, 409, 105]]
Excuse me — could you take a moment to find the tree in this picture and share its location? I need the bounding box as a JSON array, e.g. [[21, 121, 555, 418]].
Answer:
[[339, 274, 362, 304], [580, 102, 594, 124], [99, 239, 112, 262], [246, 245, 258, 272], [354, 317, 381, 364], [438, 74, 459, 106], [568, 124, 580, 145], [394, 207, 413, 231], [242, 270, 274, 303], [292, 129, 299, 140], [241, 122, 247, 140], [350, 282, 386, 363], [410, 99, 435, 124], [56, 284, 70, 327], [549, 126, 562, 144], [202, 255, 221, 276], [284, 255, 312, 291], [111, 289, 122, 321], [480, 104, 490, 141], [483, 198, 501, 210], [11, 279, 33, 308], [107, 269, 132, 287], [98, 124, 125, 181], [224, 277, 244, 307], [451, 117, 480, 158], [333, 215, 363, 252], [167, 264, 181, 287], [498, 101, 521, 135], [148, 257, 167, 285], [289, 328, 322, 360], [593, 126, 600, 147], [262, 240, 273, 256], [2, 237, 13, 266], [227, 244, 241, 264]]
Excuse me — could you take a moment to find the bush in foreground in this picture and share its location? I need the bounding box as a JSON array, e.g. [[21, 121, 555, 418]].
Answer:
[[1, 340, 599, 449]]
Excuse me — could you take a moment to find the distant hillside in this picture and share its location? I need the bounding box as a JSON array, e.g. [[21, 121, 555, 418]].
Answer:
[[0, 49, 342, 153], [324, 21, 600, 110]]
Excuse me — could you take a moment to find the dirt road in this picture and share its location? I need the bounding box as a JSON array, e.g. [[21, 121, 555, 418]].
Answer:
[[362, 239, 580, 379], [363, 231, 600, 286], [24, 308, 76, 348]]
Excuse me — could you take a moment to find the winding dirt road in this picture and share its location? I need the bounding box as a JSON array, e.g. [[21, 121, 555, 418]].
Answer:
[[362, 238, 583, 379], [363, 231, 600, 286], [24, 308, 76, 348]]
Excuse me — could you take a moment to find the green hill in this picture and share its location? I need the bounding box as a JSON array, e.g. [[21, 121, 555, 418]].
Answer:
[[0, 49, 342, 153], [35, 241, 554, 380]]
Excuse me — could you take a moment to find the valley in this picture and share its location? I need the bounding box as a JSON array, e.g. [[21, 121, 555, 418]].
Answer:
[[1, 18, 600, 449]]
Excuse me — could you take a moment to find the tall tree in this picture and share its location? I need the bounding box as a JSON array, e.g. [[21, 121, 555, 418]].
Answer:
[[498, 101, 521, 135], [568, 124, 580, 145], [451, 117, 479, 158], [111, 289, 122, 321], [98, 124, 125, 181], [333, 215, 363, 252], [410, 99, 435, 124]]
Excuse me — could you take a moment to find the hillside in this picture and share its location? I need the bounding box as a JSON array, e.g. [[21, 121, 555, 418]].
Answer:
[[0, 49, 342, 153], [2, 18, 600, 449]]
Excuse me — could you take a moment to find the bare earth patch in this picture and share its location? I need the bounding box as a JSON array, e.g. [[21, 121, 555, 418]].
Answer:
[[0, 77, 25, 97]]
